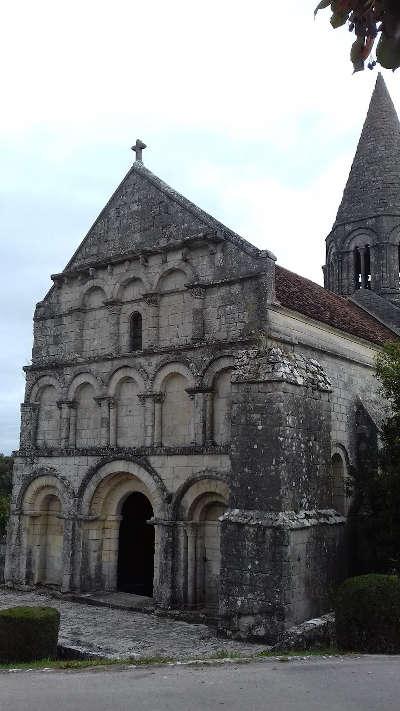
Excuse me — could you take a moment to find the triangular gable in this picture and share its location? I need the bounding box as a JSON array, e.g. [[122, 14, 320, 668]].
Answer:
[[65, 161, 258, 271]]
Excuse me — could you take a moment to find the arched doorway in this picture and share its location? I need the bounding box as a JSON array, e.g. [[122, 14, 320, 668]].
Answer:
[[117, 492, 155, 596]]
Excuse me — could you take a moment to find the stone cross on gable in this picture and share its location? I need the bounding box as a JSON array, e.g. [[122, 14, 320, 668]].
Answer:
[[131, 139, 147, 162]]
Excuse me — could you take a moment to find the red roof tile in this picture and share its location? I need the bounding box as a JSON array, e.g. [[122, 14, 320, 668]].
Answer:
[[275, 266, 395, 346]]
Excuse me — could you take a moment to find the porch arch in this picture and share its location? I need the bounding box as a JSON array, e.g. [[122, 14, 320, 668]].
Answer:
[[78, 460, 168, 594], [173, 474, 229, 610], [20, 474, 72, 588]]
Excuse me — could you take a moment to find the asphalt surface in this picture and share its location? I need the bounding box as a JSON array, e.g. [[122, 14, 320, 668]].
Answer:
[[1, 656, 400, 711]]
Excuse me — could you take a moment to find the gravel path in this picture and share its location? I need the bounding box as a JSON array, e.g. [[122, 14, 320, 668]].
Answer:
[[0, 589, 266, 660]]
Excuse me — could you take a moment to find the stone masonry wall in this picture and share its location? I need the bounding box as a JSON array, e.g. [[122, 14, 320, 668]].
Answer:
[[219, 347, 345, 641]]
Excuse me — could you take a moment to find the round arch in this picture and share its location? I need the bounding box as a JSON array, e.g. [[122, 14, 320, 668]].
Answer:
[[77, 280, 111, 307], [67, 372, 104, 400], [78, 459, 168, 518], [331, 443, 352, 516], [172, 472, 229, 519], [173, 473, 229, 610], [153, 361, 195, 392], [343, 227, 378, 251], [112, 269, 151, 302], [29, 375, 63, 404], [386, 223, 400, 245], [153, 262, 195, 292], [202, 355, 235, 389], [78, 459, 169, 595], [107, 366, 147, 397], [19, 473, 72, 589], [18, 471, 74, 515]]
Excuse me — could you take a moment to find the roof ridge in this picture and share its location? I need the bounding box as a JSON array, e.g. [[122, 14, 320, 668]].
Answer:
[[132, 162, 261, 257], [63, 164, 138, 273]]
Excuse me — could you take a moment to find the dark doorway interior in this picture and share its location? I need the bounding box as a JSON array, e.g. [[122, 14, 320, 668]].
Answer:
[[117, 492, 154, 596]]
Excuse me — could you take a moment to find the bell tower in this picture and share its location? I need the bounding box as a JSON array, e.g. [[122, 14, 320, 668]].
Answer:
[[324, 74, 400, 308]]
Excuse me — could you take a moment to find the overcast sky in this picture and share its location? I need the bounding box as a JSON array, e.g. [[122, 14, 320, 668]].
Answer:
[[1, 0, 399, 455]]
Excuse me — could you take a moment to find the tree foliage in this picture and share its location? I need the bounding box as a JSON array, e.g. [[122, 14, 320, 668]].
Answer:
[[0, 454, 13, 537], [350, 342, 400, 574], [315, 1, 400, 72]]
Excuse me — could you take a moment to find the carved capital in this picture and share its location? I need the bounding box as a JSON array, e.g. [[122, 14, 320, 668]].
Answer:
[[143, 292, 160, 307], [138, 392, 165, 404], [153, 392, 165, 404], [94, 396, 115, 407], [57, 399, 77, 410], [185, 386, 213, 397], [189, 286, 206, 300]]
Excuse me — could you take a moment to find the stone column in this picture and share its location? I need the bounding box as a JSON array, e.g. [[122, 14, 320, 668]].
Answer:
[[138, 393, 156, 448], [57, 401, 73, 448], [68, 402, 78, 448], [189, 287, 206, 342], [143, 293, 160, 349], [205, 390, 214, 445], [109, 398, 118, 447], [95, 396, 113, 447], [153, 393, 165, 447], [186, 523, 198, 608], [102, 515, 122, 591], [359, 247, 367, 289], [104, 300, 122, 355], [153, 519, 175, 609], [186, 387, 212, 446], [4, 510, 25, 586], [19, 403, 39, 449], [60, 514, 75, 593]]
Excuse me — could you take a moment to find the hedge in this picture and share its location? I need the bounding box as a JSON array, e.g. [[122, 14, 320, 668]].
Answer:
[[0, 606, 60, 662], [335, 574, 400, 653]]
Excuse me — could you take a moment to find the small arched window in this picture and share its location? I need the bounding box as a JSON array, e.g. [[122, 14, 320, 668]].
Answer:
[[354, 245, 371, 290], [129, 312, 143, 352]]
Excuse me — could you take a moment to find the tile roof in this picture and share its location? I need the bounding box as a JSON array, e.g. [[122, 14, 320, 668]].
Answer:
[[275, 265, 395, 346]]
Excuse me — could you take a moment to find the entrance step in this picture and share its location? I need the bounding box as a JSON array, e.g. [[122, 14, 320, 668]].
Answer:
[[47, 589, 219, 627], [67, 591, 155, 613]]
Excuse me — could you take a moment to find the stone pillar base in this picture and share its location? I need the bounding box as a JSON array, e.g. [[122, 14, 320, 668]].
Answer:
[[218, 509, 346, 642]]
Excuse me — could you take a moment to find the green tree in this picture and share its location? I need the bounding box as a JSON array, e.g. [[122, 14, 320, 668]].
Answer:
[[0, 454, 13, 537], [351, 342, 400, 573], [315, 1, 400, 72]]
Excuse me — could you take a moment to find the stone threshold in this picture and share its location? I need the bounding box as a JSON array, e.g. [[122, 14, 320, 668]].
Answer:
[[46, 589, 219, 627]]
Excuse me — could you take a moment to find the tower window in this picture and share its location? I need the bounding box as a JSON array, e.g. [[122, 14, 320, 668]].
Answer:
[[354, 246, 371, 290], [129, 312, 143, 351], [354, 249, 361, 289]]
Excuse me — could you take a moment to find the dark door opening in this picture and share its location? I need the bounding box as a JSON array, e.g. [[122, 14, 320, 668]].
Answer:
[[117, 492, 154, 596]]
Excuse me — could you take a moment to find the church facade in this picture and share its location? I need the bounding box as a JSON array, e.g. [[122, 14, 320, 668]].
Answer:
[[5, 76, 400, 641]]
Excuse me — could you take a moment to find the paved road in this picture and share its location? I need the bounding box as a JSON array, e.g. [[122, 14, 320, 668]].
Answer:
[[1, 656, 400, 711]]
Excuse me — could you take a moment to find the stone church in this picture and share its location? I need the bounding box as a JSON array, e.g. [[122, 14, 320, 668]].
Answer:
[[5, 74, 400, 641]]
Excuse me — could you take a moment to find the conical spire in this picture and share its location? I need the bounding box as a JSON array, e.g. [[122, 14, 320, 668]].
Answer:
[[334, 73, 400, 225]]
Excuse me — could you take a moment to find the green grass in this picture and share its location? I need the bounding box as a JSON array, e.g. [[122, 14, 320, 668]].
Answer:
[[256, 647, 343, 658], [0, 647, 348, 672], [0, 655, 174, 671]]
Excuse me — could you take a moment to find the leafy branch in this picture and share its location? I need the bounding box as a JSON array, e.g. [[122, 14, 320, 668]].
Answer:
[[315, 1, 400, 72]]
